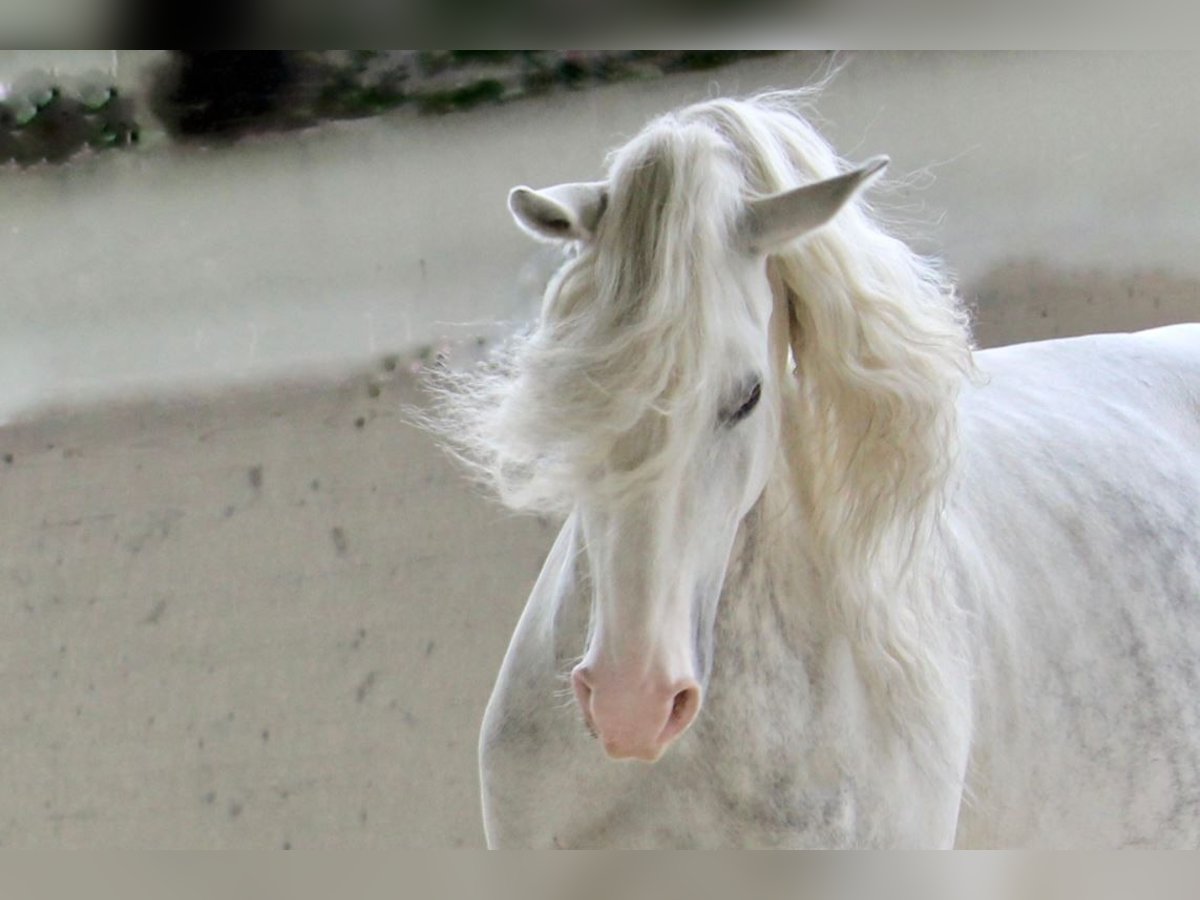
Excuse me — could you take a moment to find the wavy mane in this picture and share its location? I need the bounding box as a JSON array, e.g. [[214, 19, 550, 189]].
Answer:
[[687, 93, 975, 767], [429, 110, 749, 512]]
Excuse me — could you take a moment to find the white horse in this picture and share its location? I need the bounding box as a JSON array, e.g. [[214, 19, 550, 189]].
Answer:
[[432, 92, 1200, 847]]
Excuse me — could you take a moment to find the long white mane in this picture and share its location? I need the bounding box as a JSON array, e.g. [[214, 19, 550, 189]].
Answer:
[[431, 91, 975, 765], [432, 106, 750, 513]]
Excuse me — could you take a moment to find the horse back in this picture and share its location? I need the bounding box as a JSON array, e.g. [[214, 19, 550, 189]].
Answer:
[[953, 324, 1200, 847]]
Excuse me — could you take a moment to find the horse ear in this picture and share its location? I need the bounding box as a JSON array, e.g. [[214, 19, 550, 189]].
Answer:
[[743, 156, 888, 253], [507, 181, 608, 243]]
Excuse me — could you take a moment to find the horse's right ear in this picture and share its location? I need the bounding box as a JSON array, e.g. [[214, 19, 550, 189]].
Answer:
[[508, 181, 607, 243]]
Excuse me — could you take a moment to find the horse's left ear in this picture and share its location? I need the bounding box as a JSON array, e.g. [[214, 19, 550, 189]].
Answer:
[[508, 181, 608, 243], [742, 156, 888, 253]]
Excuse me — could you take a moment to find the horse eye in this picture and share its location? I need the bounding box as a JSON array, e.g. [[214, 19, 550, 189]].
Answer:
[[724, 380, 762, 426]]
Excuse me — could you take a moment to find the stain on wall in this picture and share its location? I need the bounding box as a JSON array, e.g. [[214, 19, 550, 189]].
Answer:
[[969, 260, 1200, 349]]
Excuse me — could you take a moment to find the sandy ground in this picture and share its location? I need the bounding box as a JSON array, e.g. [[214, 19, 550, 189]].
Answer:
[[1, 52, 1198, 847], [0, 369, 551, 847]]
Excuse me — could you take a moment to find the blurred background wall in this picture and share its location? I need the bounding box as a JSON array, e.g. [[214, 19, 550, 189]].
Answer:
[[1, 51, 1197, 847]]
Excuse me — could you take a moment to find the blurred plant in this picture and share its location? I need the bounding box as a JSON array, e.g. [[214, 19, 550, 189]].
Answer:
[[0, 51, 783, 163], [146, 50, 781, 141], [0, 70, 139, 167]]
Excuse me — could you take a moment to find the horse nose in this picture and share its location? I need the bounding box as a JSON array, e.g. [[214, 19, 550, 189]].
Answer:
[[571, 665, 702, 762]]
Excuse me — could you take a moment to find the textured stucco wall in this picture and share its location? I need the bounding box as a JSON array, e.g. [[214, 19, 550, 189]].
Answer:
[[1, 52, 1197, 847]]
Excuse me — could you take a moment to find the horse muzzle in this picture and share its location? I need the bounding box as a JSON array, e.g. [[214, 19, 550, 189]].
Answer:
[[571, 664, 702, 762]]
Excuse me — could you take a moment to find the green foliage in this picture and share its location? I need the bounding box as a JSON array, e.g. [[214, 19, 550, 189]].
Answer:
[[417, 79, 507, 115]]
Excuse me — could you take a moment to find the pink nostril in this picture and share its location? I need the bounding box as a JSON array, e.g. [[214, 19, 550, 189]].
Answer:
[[571, 666, 597, 734], [572, 666, 703, 760], [661, 682, 701, 745], [671, 685, 696, 721]]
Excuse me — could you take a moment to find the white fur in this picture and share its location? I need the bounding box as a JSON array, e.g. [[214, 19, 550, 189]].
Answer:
[[429, 92, 1200, 847]]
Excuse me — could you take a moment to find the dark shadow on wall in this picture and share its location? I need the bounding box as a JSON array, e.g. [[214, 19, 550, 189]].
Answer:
[[966, 260, 1200, 349]]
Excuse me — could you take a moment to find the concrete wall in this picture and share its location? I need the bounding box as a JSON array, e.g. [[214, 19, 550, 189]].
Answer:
[[1, 52, 1197, 847]]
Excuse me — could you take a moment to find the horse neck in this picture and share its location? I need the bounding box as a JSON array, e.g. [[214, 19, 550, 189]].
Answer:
[[720, 404, 826, 646], [721, 370, 971, 784], [714, 280, 831, 645]]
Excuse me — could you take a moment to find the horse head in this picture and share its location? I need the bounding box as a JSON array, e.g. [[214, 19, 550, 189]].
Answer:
[[505, 138, 887, 762]]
